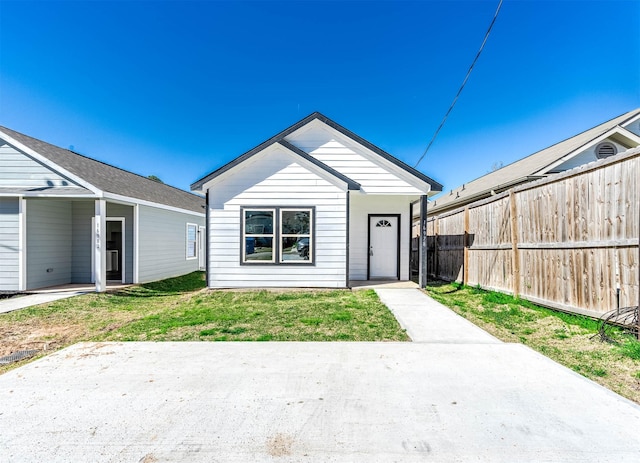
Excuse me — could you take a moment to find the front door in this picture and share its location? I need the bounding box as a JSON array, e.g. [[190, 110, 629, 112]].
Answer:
[[369, 215, 399, 280]]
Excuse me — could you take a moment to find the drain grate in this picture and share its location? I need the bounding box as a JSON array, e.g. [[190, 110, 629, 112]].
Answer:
[[0, 350, 39, 365]]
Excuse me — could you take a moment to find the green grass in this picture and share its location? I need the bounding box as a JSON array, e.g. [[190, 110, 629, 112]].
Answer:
[[426, 281, 640, 404], [0, 272, 408, 373]]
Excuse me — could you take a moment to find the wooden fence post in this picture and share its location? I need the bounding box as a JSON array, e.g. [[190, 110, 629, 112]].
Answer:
[[509, 189, 521, 298], [463, 207, 470, 286]]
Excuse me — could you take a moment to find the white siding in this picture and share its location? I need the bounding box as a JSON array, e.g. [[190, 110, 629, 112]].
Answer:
[[208, 152, 348, 288], [26, 199, 73, 289], [0, 197, 19, 291], [137, 205, 204, 283], [285, 122, 425, 195], [348, 194, 417, 281], [0, 141, 82, 189]]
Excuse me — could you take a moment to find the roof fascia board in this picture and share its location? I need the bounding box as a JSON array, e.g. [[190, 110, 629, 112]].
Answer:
[[277, 139, 360, 190], [103, 192, 205, 217], [198, 142, 353, 193], [303, 114, 444, 192], [190, 112, 324, 191], [535, 126, 640, 175], [619, 111, 640, 128], [0, 130, 103, 195]]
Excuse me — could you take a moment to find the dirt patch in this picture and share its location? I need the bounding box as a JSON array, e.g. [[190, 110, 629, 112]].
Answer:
[[266, 433, 295, 457], [0, 323, 85, 357]]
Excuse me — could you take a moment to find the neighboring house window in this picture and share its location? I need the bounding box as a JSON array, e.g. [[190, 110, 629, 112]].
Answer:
[[186, 223, 198, 259], [595, 142, 617, 159], [242, 207, 313, 264]]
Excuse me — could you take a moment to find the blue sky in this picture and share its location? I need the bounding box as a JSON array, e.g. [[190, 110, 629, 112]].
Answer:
[[1, 0, 638, 197]]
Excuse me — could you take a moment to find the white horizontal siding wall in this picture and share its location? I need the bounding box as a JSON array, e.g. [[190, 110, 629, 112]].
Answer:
[[137, 205, 204, 283], [26, 199, 73, 289], [208, 153, 347, 288], [349, 194, 417, 281], [286, 123, 424, 195], [0, 197, 19, 291], [0, 140, 82, 189]]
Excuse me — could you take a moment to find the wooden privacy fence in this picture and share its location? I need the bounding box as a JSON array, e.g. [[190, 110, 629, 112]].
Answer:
[[427, 149, 639, 319]]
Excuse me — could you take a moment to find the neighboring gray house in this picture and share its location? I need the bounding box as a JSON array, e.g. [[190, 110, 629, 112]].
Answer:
[[191, 112, 443, 288], [0, 126, 205, 292], [429, 108, 640, 215]]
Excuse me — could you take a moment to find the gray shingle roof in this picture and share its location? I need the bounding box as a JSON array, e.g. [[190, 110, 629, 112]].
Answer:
[[429, 108, 640, 214], [0, 126, 204, 214]]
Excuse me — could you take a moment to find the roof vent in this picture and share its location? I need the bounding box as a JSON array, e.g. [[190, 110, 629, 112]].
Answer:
[[595, 142, 617, 159]]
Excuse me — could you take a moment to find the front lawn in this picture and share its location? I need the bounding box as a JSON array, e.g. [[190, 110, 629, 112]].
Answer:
[[0, 272, 408, 373]]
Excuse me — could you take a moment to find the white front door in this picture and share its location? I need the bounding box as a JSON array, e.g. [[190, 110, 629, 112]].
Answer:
[[369, 215, 399, 279]]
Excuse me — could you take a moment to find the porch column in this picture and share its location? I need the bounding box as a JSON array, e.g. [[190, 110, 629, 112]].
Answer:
[[419, 194, 428, 288], [94, 199, 107, 292]]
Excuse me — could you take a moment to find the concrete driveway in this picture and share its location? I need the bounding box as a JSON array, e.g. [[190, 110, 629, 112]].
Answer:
[[1, 290, 640, 462]]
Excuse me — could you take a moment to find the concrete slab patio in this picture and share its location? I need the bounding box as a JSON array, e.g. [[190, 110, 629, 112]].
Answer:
[[1, 289, 639, 462]]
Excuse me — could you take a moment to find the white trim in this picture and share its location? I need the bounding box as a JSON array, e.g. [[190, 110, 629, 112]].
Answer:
[[186, 222, 198, 260], [198, 143, 351, 193], [133, 204, 139, 284], [0, 192, 97, 198], [94, 199, 107, 292], [536, 126, 640, 175], [620, 112, 640, 129], [106, 217, 126, 283], [103, 192, 205, 217], [0, 130, 102, 195], [198, 226, 206, 271], [18, 198, 27, 291]]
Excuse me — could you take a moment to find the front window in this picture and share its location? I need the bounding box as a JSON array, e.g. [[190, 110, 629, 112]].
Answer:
[[242, 207, 313, 264], [186, 223, 197, 259], [243, 209, 275, 263]]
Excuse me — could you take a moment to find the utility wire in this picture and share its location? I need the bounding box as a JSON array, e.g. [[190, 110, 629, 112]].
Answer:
[[414, 0, 503, 168]]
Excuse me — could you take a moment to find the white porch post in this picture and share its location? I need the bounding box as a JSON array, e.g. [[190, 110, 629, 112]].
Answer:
[[94, 199, 107, 292], [133, 203, 139, 284], [18, 197, 27, 291]]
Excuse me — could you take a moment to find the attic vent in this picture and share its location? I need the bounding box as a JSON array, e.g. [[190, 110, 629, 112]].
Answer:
[[595, 142, 617, 159], [376, 220, 392, 228]]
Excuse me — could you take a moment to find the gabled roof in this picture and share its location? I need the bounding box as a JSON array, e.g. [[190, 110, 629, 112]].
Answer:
[[0, 126, 204, 214], [191, 112, 443, 192], [429, 108, 640, 214]]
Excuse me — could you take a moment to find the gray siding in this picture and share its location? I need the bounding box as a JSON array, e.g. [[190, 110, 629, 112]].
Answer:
[[138, 205, 204, 283], [0, 197, 19, 291], [0, 140, 81, 189], [26, 199, 72, 289], [71, 201, 93, 283], [107, 203, 134, 283]]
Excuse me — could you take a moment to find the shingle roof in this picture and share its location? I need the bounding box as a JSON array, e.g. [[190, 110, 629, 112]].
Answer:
[[429, 108, 640, 214], [0, 126, 205, 214], [191, 112, 443, 192]]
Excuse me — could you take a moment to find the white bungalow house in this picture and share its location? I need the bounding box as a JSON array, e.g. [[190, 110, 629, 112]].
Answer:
[[0, 126, 205, 293], [191, 112, 443, 288]]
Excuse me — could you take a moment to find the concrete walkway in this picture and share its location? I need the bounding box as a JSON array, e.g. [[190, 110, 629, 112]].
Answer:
[[1, 289, 640, 462], [0, 291, 88, 314]]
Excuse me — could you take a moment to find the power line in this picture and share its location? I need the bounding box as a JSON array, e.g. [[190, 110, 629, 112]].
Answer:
[[414, 0, 503, 169]]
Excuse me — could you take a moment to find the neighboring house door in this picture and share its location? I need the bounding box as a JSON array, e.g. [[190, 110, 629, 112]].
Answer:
[[368, 215, 400, 280]]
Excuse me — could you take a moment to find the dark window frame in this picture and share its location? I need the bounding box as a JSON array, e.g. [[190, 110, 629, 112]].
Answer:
[[240, 206, 316, 266]]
